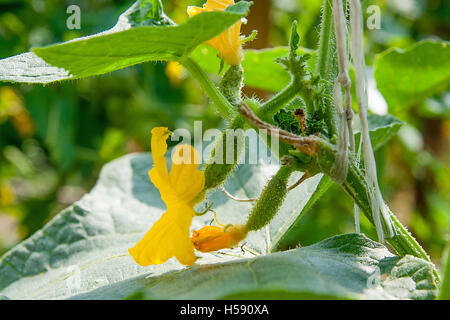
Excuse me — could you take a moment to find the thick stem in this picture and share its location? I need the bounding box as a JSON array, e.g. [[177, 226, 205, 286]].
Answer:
[[439, 248, 450, 299], [316, 0, 339, 139], [181, 57, 236, 121], [340, 159, 440, 282], [199, 61, 246, 191], [300, 87, 316, 116], [316, 0, 333, 78], [238, 104, 438, 281], [310, 140, 439, 281]]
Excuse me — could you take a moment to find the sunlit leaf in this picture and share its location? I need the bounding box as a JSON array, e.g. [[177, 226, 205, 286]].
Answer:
[[76, 234, 438, 300], [0, 1, 251, 83], [374, 40, 450, 111]]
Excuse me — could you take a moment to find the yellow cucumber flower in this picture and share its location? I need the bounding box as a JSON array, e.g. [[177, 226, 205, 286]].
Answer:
[[191, 224, 248, 253], [187, 0, 243, 65], [128, 127, 205, 266]]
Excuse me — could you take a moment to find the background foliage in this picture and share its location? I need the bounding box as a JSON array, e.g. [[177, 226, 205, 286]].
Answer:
[[0, 0, 448, 277]]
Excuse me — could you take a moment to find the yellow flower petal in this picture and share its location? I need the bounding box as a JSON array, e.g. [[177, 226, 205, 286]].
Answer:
[[205, 0, 234, 10], [129, 127, 205, 266], [169, 144, 205, 204], [129, 203, 196, 266], [187, 0, 243, 65], [149, 126, 170, 183]]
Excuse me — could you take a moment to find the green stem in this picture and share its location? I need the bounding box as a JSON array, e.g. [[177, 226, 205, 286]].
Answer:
[[301, 87, 316, 115], [316, 0, 333, 78], [343, 160, 440, 282], [316, 0, 338, 138], [181, 57, 236, 121], [258, 80, 300, 120], [203, 63, 246, 191], [439, 247, 450, 299]]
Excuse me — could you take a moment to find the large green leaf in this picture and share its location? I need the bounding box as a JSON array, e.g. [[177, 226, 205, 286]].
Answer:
[[273, 114, 403, 252], [0, 1, 250, 83], [374, 40, 450, 111], [191, 45, 315, 93], [74, 234, 437, 300], [0, 133, 436, 299], [0, 133, 322, 299]]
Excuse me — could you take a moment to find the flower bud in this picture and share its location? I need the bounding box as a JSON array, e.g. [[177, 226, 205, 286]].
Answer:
[[192, 224, 248, 252]]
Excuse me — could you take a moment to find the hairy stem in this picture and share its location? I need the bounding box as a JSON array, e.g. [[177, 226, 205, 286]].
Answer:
[[439, 248, 449, 299], [239, 103, 438, 282], [316, 0, 333, 78], [181, 57, 236, 121], [316, 0, 339, 139], [340, 159, 440, 282], [258, 80, 300, 119]]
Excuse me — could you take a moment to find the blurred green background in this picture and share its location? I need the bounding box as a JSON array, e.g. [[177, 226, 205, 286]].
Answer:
[[0, 0, 448, 267]]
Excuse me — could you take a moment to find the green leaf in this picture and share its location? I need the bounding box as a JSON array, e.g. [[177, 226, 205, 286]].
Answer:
[[273, 114, 403, 251], [0, 1, 141, 84], [225, 0, 253, 13], [76, 234, 437, 300], [0, 133, 322, 299], [0, 2, 251, 83], [289, 21, 300, 54], [374, 40, 450, 111], [128, 0, 174, 27], [191, 45, 315, 92], [273, 108, 303, 136], [0, 135, 436, 299], [353, 113, 404, 151]]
